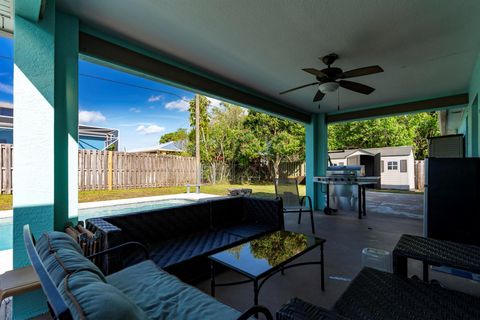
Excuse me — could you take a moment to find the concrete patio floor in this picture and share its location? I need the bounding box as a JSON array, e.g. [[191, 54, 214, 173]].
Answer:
[[196, 208, 480, 318]]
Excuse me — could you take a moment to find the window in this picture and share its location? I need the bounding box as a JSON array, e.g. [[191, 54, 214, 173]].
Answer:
[[387, 161, 398, 170], [400, 159, 407, 172], [381, 160, 384, 173]]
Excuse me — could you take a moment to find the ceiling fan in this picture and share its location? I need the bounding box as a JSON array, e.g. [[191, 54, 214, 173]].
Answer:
[[280, 53, 384, 102]]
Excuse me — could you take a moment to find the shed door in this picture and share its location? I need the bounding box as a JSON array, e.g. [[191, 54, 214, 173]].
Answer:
[[347, 155, 360, 166]]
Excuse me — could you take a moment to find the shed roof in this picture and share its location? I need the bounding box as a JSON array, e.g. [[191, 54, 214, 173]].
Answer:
[[329, 146, 413, 159]]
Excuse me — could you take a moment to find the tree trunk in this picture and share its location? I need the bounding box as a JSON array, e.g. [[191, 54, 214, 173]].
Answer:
[[273, 155, 281, 180]]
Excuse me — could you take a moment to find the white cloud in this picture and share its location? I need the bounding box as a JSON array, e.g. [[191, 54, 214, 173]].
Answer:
[[0, 83, 13, 95], [165, 99, 189, 112], [148, 95, 163, 102], [79, 110, 106, 124], [136, 124, 165, 135], [207, 96, 223, 108], [0, 101, 13, 109], [129, 107, 141, 113]]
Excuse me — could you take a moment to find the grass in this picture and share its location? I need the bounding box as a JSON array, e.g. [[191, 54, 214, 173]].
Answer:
[[0, 195, 11, 211], [0, 184, 307, 211]]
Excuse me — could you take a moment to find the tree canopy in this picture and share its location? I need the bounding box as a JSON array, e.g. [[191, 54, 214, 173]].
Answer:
[[156, 95, 439, 184], [159, 128, 188, 144], [328, 112, 439, 159]]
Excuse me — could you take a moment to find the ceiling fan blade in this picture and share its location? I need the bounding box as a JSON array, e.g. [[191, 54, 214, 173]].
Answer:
[[339, 80, 375, 95], [340, 65, 383, 79], [302, 68, 328, 78], [313, 90, 325, 102], [279, 82, 318, 95]]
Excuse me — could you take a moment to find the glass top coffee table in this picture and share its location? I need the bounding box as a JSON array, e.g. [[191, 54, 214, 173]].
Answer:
[[209, 230, 326, 307]]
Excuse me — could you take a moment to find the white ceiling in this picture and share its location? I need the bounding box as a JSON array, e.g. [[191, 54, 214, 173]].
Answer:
[[58, 0, 480, 114]]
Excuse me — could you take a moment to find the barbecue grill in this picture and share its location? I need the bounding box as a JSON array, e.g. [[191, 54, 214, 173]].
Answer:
[[314, 165, 380, 218]]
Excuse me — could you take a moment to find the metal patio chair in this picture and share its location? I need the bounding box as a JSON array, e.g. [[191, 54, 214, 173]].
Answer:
[[275, 178, 315, 234]]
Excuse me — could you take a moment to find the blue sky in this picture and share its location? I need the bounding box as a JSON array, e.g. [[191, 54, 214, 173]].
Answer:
[[0, 36, 219, 150]]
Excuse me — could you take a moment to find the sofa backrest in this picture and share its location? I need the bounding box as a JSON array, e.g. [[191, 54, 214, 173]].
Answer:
[[210, 197, 245, 229], [243, 197, 284, 229], [104, 201, 212, 244], [24, 225, 149, 320]]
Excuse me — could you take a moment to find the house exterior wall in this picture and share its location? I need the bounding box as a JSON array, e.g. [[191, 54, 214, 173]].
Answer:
[[78, 134, 108, 150]]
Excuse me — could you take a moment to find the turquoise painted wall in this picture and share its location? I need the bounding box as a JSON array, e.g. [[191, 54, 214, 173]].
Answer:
[[466, 53, 480, 157], [460, 53, 480, 157], [305, 113, 328, 210], [13, 0, 79, 317]]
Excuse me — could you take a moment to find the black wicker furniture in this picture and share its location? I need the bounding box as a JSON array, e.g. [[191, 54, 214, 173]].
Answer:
[[393, 234, 480, 282], [277, 267, 480, 320], [209, 230, 325, 307], [276, 297, 341, 320], [86, 196, 284, 283]]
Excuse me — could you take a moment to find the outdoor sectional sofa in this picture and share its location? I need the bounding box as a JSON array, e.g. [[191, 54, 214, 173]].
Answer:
[[86, 196, 284, 282], [23, 225, 273, 320]]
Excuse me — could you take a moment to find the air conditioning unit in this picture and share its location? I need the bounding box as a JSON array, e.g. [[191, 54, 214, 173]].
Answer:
[[0, 0, 14, 36], [428, 134, 464, 158]]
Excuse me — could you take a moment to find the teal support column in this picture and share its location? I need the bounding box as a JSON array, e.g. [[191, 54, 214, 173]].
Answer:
[[471, 99, 479, 157], [305, 113, 328, 210], [54, 11, 79, 229], [466, 100, 479, 157], [13, 1, 78, 317]]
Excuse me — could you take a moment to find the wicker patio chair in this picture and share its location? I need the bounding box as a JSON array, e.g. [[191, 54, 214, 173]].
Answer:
[[275, 178, 315, 233]]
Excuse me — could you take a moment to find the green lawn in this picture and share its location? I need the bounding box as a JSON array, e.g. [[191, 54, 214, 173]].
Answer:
[[0, 184, 306, 211]]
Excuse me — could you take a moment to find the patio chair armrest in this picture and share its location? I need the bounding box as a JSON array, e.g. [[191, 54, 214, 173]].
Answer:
[[236, 305, 273, 320], [86, 241, 149, 261], [300, 195, 313, 210]]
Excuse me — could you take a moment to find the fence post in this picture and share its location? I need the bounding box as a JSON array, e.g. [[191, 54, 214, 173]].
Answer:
[[108, 151, 113, 190]]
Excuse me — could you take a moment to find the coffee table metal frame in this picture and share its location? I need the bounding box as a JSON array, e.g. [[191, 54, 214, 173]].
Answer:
[[209, 232, 326, 307]]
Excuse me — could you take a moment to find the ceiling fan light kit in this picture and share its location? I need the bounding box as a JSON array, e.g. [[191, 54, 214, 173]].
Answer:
[[319, 81, 339, 93], [280, 53, 384, 103]]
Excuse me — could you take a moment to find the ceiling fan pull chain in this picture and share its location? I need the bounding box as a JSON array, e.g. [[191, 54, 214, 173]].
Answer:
[[337, 89, 340, 111]]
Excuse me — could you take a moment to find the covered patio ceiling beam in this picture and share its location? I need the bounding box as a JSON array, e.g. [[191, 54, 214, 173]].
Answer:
[[79, 32, 310, 123], [326, 93, 468, 123]]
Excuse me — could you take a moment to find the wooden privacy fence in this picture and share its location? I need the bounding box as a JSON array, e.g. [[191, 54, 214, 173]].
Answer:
[[414, 160, 425, 190], [279, 161, 306, 178], [0, 144, 12, 194], [79, 151, 196, 191], [0, 145, 196, 194]]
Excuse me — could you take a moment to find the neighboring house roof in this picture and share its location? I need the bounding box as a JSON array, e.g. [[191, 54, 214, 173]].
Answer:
[[329, 146, 413, 159], [128, 141, 185, 153]]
